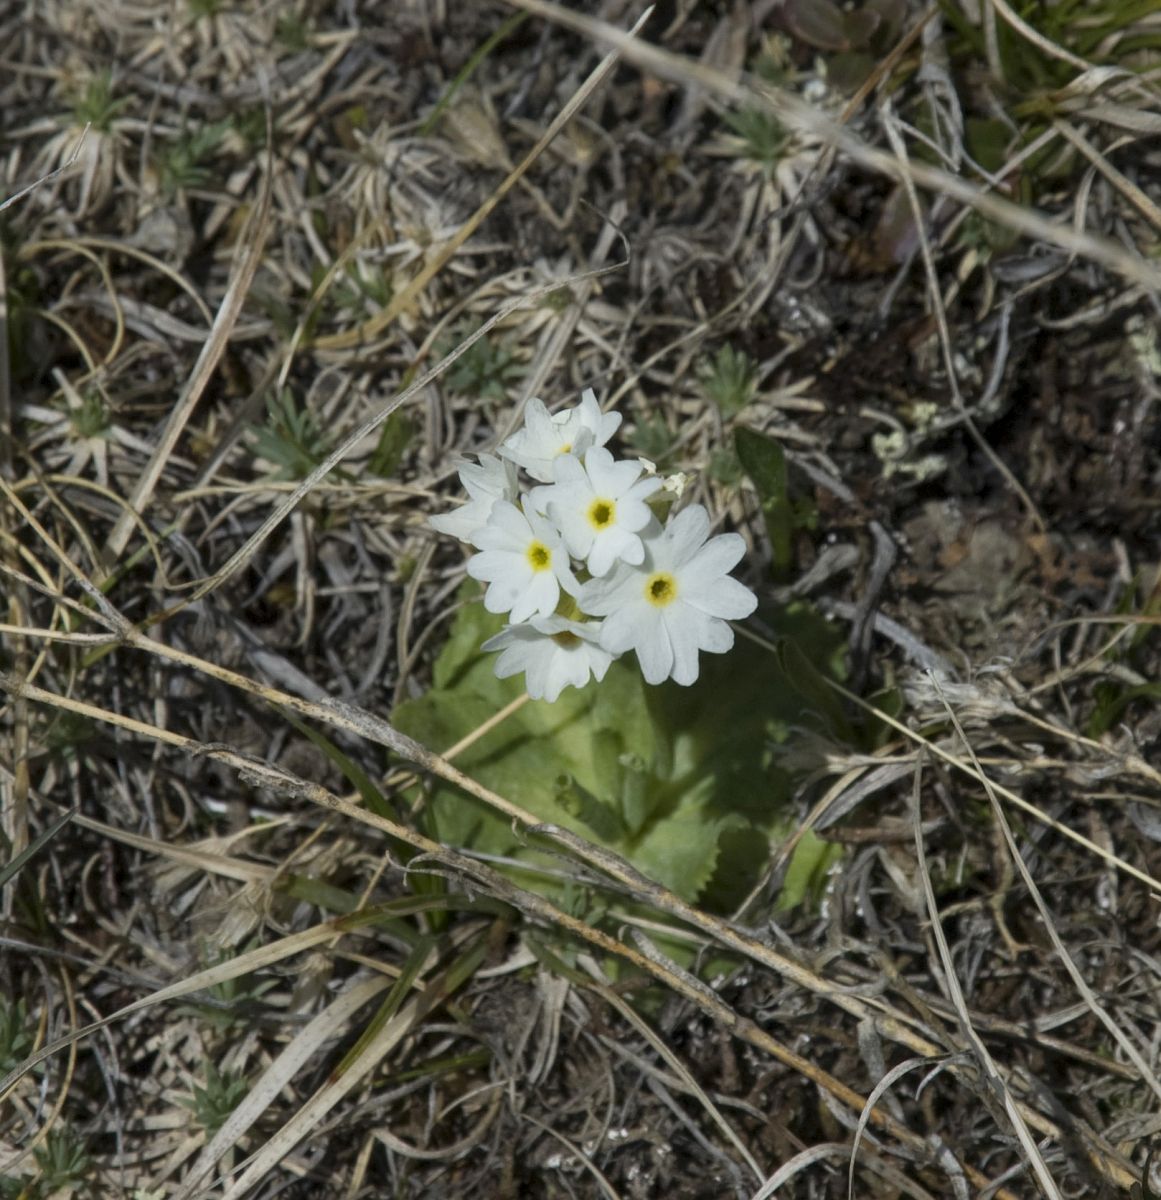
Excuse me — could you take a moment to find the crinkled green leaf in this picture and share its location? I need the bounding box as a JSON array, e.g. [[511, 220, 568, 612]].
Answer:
[[554, 771, 627, 844], [394, 589, 845, 907], [395, 587, 659, 876], [775, 829, 844, 912]]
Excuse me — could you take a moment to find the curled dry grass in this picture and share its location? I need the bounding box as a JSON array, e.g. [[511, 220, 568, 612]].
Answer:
[[1, 1, 1160, 1196]]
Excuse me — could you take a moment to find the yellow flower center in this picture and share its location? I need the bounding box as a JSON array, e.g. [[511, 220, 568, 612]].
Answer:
[[644, 571, 677, 607], [551, 630, 581, 648], [587, 497, 615, 530], [526, 541, 552, 572]]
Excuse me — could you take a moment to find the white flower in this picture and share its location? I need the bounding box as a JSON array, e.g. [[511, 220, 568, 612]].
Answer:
[[429, 453, 517, 542], [499, 388, 622, 483], [578, 505, 757, 686], [481, 616, 612, 702], [467, 497, 578, 623], [533, 446, 662, 577]]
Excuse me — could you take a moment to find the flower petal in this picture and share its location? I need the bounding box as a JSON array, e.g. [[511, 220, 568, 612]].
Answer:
[[683, 575, 758, 620], [589, 652, 612, 684], [586, 527, 633, 577], [479, 579, 520, 615], [466, 549, 517, 583], [523, 649, 552, 699], [688, 604, 734, 654], [665, 504, 711, 565], [597, 605, 642, 656], [579, 566, 639, 617], [470, 500, 529, 551], [634, 612, 674, 685], [490, 640, 533, 679], [685, 531, 746, 580], [429, 497, 489, 542], [584, 445, 638, 495], [510, 571, 559, 623], [578, 389, 622, 446]]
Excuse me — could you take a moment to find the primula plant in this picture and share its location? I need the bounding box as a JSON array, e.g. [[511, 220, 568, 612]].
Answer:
[[404, 387, 844, 914], [429, 389, 758, 700]]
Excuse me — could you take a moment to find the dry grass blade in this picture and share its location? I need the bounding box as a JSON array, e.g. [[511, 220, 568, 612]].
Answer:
[[5, 3, 1159, 1193], [0, 626, 986, 1091], [928, 673, 1161, 1107], [505, 0, 1161, 293], [909, 751, 1062, 1199], [0, 236, 11, 481], [71, 812, 281, 885], [879, 107, 1045, 533], [0, 612, 1147, 1192], [848, 1054, 966, 1200], [816, 667, 1161, 900], [170, 974, 393, 1200], [310, 7, 653, 355], [180, 259, 624, 611], [102, 133, 274, 563], [0, 666, 1013, 1191], [5, 662, 1143, 1192], [750, 1144, 849, 1198], [214, 929, 492, 1200], [0, 918, 366, 1104], [371, 1088, 504, 1162], [0, 125, 90, 216], [1052, 118, 1161, 234], [989, 0, 1097, 73], [0, 475, 130, 634], [579, 955, 763, 1186], [517, 1113, 623, 1199]]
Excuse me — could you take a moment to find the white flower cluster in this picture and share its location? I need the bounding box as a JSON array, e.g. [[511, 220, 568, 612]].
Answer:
[[430, 390, 758, 702]]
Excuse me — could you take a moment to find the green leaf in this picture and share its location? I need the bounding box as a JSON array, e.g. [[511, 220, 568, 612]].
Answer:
[[249, 388, 338, 481], [393, 592, 805, 904], [721, 108, 789, 177], [736, 425, 795, 577], [442, 327, 523, 401], [628, 413, 674, 463], [368, 411, 414, 479], [775, 830, 844, 912], [777, 636, 854, 744], [966, 117, 1013, 174], [554, 771, 628, 843], [0, 807, 75, 890], [1087, 681, 1161, 739], [395, 597, 660, 875], [394, 584, 851, 916], [278, 707, 394, 821]]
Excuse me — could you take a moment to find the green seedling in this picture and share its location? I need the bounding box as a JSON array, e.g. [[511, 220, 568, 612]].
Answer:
[[68, 389, 111, 440], [441, 326, 524, 401], [721, 107, 790, 178], [71, 70, 128, 132], [33, 1128, 90, 1192], [701, 344, 757, 418], [180, 1062, 249, 1135], [156, 120, 230, 195], [248, 388, 337, 481], [0, 999, 35, 1075]]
